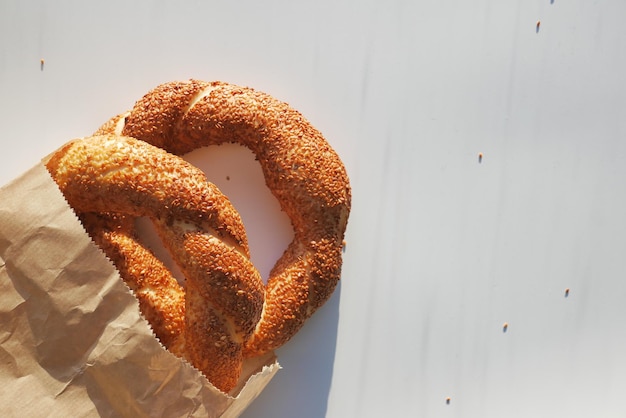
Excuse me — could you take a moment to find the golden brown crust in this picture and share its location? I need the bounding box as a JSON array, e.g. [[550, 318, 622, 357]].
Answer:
[[47, 135, 249, 254], [46, 135, 264, 393], [121, 80, 351, 356]]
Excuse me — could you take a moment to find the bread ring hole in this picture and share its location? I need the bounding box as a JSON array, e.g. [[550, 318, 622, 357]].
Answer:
[[134, 216, 186, 287], [131, 143, 293, 285], [184, 143, 294, 283]]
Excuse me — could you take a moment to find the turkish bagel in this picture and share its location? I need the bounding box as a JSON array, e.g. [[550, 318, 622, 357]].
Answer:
[[99, 80, 351, 356], [48, 79, 351, 392]]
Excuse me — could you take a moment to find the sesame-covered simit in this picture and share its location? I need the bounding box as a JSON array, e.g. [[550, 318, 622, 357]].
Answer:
[[114, 80, 351, 357]]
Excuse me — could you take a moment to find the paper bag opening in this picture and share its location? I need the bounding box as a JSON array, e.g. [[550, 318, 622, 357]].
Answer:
[[0, 163, 279, 418]]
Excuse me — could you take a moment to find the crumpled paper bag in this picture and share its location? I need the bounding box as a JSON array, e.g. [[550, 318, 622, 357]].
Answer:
[[0, 163, 279, 417]]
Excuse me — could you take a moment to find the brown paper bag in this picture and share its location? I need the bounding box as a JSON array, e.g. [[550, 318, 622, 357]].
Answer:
[[0, 163, 279, 417]]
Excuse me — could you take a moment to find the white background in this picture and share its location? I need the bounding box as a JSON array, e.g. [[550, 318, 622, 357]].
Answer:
[[2, 0, 626, 417]]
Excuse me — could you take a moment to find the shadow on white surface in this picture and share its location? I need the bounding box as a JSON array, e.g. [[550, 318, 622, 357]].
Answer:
[[241, 283, 341, 418]]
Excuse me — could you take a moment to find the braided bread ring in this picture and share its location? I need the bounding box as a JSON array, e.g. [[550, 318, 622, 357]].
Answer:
[[46, 135, 265, 392], [105, 79, 351, 356]]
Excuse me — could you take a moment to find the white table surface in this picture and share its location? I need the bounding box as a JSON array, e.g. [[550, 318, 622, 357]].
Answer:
[[2, 1, 626, 417]]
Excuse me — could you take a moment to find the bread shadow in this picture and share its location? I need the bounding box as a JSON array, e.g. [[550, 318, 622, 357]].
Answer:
[[240, 282, 342, 418]]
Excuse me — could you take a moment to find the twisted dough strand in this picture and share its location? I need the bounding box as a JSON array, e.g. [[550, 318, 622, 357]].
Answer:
[[78, 212, 186, 355], [115, 80, 351, 356], [47, 135, 249, 252], [46, 135, 265, 392]]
